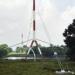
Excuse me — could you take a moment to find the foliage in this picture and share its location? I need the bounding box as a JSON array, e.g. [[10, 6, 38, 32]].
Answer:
[[63, 19, 75, 60], [29, 45, 67, 57], [0, 44, 12, 57], [16, 45, 28, 53], [0, 60, 74, 75], [41, 47, 53, 57]]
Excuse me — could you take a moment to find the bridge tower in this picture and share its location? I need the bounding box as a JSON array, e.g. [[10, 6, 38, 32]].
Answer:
[[27, 0, 42, 59]]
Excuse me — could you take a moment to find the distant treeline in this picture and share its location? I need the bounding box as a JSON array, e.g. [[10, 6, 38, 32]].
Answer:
[[29, 45, 68, 57], [0, 44, 68, 58]]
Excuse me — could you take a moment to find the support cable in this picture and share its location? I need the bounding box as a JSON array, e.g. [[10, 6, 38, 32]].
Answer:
[[55, 54, 64, 70], [37, 9, 51, 45], [10, 39, 32, 48], [36, 39, 50, 45], [26, 11, 33, 46]]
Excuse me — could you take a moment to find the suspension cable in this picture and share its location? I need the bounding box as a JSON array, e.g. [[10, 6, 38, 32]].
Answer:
[[36, 39, 50, 45], [10, 39, 32, 48], [37, 9, 51, 45], [26, 11, 33, 45]]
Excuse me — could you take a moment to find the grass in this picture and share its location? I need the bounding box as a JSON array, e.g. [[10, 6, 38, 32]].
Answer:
[[8, 51, 26, 57], [0, 59, 75, 75]]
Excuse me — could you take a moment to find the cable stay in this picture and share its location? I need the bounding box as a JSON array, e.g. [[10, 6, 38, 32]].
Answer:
[[10, 39, 32, 47], [36, 39, 50, 45], [36, 7, 51, 45], [26, 11, 33, 45], [54, 52, 75, 74]]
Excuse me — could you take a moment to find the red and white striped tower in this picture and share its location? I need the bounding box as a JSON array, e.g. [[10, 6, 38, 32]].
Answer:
[[27, 0, 42, 56], [30, 0, 38, 47], [33, 0, 36, 40]]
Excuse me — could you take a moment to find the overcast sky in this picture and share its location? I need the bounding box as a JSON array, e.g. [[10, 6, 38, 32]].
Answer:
[[0, 0, 75, 47]]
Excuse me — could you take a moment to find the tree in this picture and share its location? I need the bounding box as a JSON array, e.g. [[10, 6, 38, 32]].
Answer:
[[63, 19, 75, 60], [0, 44, 12, 57], [16, 47, 23, 53], [16, 46, 28, 53], [41, 47, 53, 57]]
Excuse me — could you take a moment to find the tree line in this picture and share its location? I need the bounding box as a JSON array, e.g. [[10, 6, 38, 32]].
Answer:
[[0, 44, 68, 58]]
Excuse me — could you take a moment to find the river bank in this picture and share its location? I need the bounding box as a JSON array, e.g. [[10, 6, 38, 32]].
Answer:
[[0, 59, 75, 75]]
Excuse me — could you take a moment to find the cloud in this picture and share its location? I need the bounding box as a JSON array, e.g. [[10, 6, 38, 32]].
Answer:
[[0, 0, 75, 47], [61, 6, 75, 24], [0, 0, 63, 46], [0, 0, 31, 45], [0, 0, 27, 7]]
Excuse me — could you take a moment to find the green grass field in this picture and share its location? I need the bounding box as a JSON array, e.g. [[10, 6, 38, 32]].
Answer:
[[0, 59, 75, 75]]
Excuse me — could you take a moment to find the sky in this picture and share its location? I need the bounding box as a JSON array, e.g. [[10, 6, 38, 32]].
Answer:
[[0, 0, 75, 47]]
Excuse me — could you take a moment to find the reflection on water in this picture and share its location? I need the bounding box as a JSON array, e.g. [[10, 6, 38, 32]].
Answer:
[[4, 57, 36, 60], [3, 56, 43, 60]]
